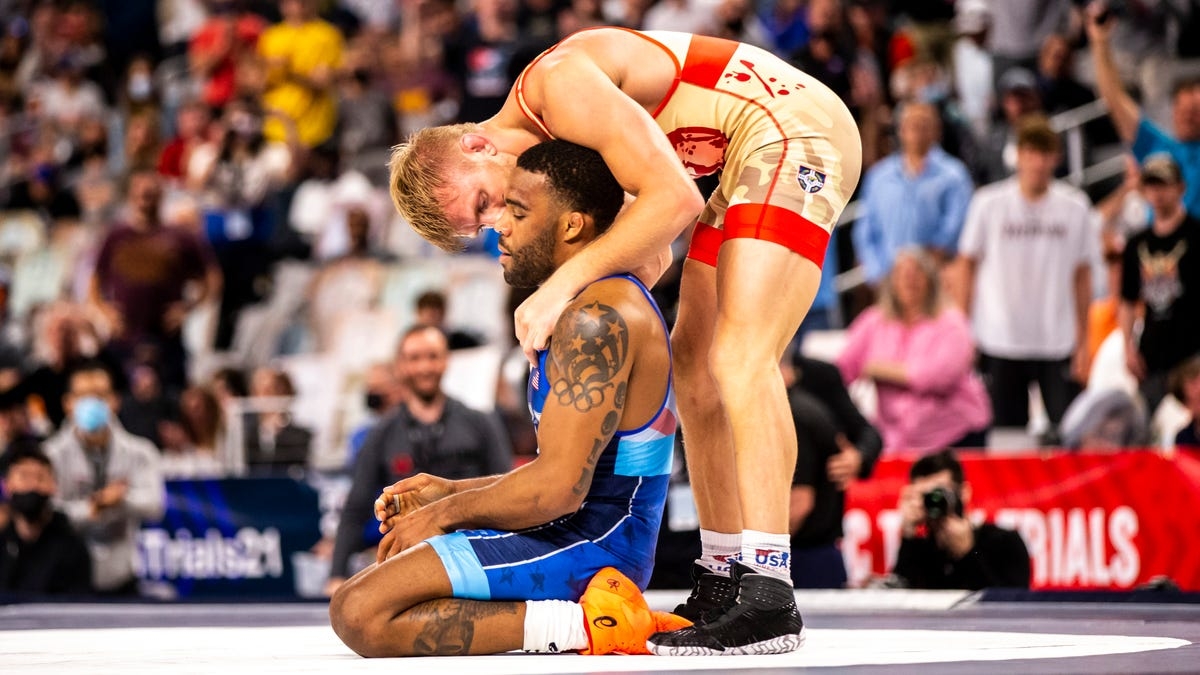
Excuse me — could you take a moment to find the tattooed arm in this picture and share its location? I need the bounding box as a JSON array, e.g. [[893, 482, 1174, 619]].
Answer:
[[398, 288, 642, 540]]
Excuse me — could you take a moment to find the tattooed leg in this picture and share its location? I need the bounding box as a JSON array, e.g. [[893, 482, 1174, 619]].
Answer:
[[331, 542, 525, 657], [401, 599, 525, 656]]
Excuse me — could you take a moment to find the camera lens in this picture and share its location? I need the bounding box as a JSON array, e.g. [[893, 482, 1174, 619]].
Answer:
[[923, 487, 955, 521]]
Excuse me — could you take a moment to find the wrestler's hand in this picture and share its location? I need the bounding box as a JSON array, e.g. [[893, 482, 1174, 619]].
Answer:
[[375, 473, 456, 530], [514, 276, 573, 364], [376, 503, 448, 563]]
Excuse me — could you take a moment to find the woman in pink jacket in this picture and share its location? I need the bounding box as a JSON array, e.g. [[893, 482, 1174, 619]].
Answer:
[[838, 247, 992, 456]]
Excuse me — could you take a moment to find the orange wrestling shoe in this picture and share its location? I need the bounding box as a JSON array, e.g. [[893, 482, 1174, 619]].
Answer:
[[578, 567, 693, 655]]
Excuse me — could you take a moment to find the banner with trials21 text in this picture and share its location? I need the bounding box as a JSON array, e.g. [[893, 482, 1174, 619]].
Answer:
[[842, 450, 1200, 591]]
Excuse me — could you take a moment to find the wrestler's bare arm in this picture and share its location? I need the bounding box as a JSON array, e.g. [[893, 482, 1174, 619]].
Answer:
[[431, 287, 645, 531], [530, 53, 703, 296]]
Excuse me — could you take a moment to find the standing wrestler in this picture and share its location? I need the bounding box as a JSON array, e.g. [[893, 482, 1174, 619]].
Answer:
[[330, 140, 687, 657], [390, 28, 862, 654]]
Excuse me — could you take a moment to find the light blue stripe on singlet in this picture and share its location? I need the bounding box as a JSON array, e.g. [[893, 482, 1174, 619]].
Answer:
[[427, 532, 491, 600], [613, 435, 674, 477]]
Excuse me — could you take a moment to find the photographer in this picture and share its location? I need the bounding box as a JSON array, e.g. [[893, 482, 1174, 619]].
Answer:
[[891, 450, 1030, 590]]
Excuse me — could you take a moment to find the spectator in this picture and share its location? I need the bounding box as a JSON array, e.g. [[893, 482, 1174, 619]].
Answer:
[[1088, 6, 1200, 218], [853, 101, 974, 286], [791, 27, 854, 105], [0, 440, 93, 595], [950, 0, 993, 141], [3, 159, 82, 223], [1120, 154, 1200, 414], [839, 247, 991, 455], [190, 98, 291, 349], [443, 0, 520, 124], [324, 324, 511, 595], [43, 361, 165, 595], [305, 205, 389, 351], [344, 361, 405, 468], [958, 116, 1098, 442], [159, 385, 228, 479], [1035, 31, 1118, 154], [188, 0, 266, 110], [1172, 356, 1200, 448], [335, 65, 396, 182], [117, 364, 176, 448], [1085, 232, 1126, 371], [979, 68, 1045, 184], [414, 289, 483, 350], [242, 366, 312, 472], [785, 355, 882, 589], [258, 0, 345, 147], [14, 304, 123, 431], [90, 169, 221, 390], [157, 101, 211, 181], [1059, 387, 1147, 450], [986, 0, 1070, 92], [1035, 34, 1094, 116], [891, 449, 1031, 590], [33, 51, 105, 129]]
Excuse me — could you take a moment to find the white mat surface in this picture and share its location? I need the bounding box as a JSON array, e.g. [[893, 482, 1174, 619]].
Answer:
[[0, 624, 1187, 674]]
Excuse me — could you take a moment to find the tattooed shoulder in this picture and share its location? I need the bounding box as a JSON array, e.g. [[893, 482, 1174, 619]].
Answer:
[[549, 300, 630, 413]]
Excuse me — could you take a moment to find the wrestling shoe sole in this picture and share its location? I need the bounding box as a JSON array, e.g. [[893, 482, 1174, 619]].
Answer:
[[646, 625, 806, 656]]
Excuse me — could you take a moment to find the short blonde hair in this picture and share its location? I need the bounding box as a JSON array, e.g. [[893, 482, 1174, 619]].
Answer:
[[878, 246, 944, 320], [388, 123, 482, 252]]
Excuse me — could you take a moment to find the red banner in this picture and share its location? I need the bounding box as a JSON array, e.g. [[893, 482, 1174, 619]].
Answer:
[[842, 450, 1200, 591]]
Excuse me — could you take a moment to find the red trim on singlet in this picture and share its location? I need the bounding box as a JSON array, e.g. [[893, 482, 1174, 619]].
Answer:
[[512, 27, 686, 134], [679, 35, 739, 90], [687, 208, 830, 268], [723, 204, 830, 267], [686, 222, 724, 268]]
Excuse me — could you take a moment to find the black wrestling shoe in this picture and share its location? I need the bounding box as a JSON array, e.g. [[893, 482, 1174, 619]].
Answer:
[[672, 563, 739, 625], [648, 563, 805, 655]]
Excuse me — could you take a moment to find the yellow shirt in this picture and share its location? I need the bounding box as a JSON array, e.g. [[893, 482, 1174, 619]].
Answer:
[[258, 19, 343, 147]]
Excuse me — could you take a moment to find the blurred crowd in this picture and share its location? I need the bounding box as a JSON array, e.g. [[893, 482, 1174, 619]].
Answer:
[[0, 0, 1199, 597]]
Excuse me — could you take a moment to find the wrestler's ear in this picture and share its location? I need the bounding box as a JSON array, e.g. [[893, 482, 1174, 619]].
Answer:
[[561, 211, 588, 243], [460, 133, 496, 155]]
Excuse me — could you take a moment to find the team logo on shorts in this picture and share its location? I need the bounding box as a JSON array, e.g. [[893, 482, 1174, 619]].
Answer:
[[797, 166, 826, 194]]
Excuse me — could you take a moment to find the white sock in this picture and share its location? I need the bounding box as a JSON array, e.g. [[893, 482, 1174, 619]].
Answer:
[[697, 529, 741, 576], [523, 600, 588, 653], [740, 529, 793, 582]]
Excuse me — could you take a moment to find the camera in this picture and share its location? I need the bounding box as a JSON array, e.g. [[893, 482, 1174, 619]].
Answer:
[[923, 486, 962, 521]]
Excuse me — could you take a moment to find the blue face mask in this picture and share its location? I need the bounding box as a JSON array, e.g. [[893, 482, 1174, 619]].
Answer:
[[73, 396, 110, 433]]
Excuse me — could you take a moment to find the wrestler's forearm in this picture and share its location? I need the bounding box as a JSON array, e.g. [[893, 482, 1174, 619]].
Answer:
[[437, 460, 578, 532], [452, 475, 504, 493]]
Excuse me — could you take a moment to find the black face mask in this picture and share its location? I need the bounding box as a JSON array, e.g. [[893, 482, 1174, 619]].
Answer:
[[9, 491, 51, 520], [365, 392, 387, 412]]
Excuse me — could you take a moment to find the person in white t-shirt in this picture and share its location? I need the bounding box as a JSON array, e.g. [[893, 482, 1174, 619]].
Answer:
[[957, 115, 1100, 442]]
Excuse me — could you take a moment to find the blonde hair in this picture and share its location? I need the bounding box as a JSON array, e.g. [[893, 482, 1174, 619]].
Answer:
[[878, 246, 944, 320], [388, 123, 482, 252]]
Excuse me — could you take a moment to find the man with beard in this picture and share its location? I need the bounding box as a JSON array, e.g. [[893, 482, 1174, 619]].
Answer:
[[326, 325, 513, 597], [0, 441, 93, 595], [330, 140, 687, 657]]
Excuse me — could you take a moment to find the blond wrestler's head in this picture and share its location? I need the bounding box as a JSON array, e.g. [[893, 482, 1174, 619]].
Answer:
[[388, 123, 513, 252]]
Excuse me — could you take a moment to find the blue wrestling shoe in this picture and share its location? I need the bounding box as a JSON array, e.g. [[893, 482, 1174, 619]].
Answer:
[[647, 563, 805, 656]]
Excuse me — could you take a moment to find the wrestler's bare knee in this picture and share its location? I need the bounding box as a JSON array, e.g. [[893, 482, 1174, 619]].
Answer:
[[330, 580, 393, 657]]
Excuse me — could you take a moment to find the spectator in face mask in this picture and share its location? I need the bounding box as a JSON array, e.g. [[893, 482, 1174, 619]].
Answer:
[[43, 361, 164, 595], [0, 439, 93, 595]]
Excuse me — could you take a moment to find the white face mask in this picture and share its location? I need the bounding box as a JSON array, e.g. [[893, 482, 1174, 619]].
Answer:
[[128, 74, 153, 101]]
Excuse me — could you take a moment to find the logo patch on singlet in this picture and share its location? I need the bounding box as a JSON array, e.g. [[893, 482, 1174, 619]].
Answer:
[[797, 166, 826, 194]]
